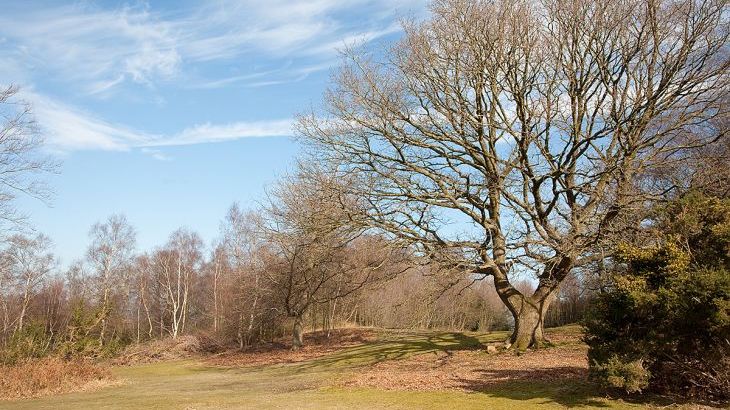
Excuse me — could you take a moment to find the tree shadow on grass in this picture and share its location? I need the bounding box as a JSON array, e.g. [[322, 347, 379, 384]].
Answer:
[[456, 367, 723, 409], [454, 367, 613, 408], [599, 388, 728, 409], [284, 331, 484, 372]]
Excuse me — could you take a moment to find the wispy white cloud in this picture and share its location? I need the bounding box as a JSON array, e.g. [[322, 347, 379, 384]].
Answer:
[[25, 90, 147, 151], [190, 61, 338, 89], [2, 0, 426, 159], [146, 120, 294, 147], [0, 4, 181, 93], [301, 23, 403, 57], [0, 0, 424, 93], [22, 91, 293, 156], [140, 148, 172, 161]]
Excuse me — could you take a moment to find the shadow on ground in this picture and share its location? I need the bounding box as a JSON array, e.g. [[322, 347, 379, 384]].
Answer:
[[455, 367, 610, 408], [283, 331, 489, 372]]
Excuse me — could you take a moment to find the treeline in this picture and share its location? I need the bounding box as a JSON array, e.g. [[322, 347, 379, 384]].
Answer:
[[1, 169, 592, 363]]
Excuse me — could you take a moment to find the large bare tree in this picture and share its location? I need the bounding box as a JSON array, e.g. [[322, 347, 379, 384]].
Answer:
[[298, 0, 729, 349]]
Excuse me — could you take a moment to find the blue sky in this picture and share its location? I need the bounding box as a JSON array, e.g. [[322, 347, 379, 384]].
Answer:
[[1, 0, 427, 266]]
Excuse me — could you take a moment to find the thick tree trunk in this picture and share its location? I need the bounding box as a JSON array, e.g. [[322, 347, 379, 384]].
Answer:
[[292, 315, 304, 350], [507, 299, 550, 350], [491, 264, 564, 351]]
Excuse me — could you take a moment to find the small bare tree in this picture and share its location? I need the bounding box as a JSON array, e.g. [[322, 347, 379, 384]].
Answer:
[[132, 254, 155, 342], [207, 245, 227, 334], [219, 204, 267, 348], [265, 167, 402, 348], [299, 0, 729, 349]]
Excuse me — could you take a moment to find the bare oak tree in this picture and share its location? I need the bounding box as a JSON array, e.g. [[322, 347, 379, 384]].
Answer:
[[298, 0, 729, 349]]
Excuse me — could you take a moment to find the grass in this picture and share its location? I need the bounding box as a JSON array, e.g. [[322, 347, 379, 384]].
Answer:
[[0, 326, 699, 409]]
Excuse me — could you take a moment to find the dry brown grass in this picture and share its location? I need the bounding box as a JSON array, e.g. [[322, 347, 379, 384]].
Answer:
[[0, 357, 116, 400]]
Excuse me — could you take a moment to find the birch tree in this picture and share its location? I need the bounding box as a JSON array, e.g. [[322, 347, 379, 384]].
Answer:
[[132, 254, 155, 342], [299, 0, 730, 349], [154, 228, 202, 339], [207, 245, 227, 334], [2, 233, 55, 333], [86, 214, 136, 345]]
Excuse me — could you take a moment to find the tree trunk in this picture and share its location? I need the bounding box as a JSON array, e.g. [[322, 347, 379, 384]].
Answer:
[[292, 315, 304, 350], [237, 309, 244, 350], [491, 277, 561, 350], [136, 304, 141, 344], [507, 299, 549, 350], [17, 278, 32, 333], [99, 287, 110, 346], [212, 273, 218, 333]]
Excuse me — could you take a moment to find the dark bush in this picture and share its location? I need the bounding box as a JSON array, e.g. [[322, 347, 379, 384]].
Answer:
[[584, 193, 730, 400], [0, 322, 52, 365]]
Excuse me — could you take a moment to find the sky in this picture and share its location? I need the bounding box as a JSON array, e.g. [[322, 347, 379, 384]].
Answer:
[[1, 0, 427, 266]]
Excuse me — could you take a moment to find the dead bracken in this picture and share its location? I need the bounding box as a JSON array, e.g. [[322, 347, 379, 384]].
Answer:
[[0, 357, 118, 400], [341, 329, 588, 392]]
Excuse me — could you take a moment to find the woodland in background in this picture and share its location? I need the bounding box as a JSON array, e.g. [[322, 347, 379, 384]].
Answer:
[[0, 193, 594, 363]]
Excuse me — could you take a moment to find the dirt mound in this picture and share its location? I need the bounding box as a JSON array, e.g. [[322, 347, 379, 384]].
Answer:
[[113, 335, 203, 365], [207, 328, 377, 367]]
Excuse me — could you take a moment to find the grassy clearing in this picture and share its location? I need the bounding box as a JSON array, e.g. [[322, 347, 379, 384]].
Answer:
[[0, 326, 705, 409]]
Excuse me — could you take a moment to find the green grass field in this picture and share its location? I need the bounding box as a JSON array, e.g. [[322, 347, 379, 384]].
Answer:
[[0, 327, 696, 409]]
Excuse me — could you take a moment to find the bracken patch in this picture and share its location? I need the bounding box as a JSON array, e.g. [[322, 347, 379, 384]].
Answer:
[[340, 336, 589, 391], [0, 357, 116, 400]]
